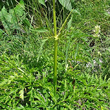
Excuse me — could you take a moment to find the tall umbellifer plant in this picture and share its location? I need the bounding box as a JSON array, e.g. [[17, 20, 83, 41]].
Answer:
[[38, 0, 75, 95], [52, 0, 74, 95], [53, 0, 57, 96], [48, 0, 75, 95]]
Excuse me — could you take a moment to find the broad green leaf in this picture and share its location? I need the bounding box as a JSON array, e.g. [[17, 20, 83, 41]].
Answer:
[[58, 0, 72, 11], [14, 0, 25, 17], [19, 0, 25, 8], [0, 0, 25, 35], [38, 0, 46, 7], [72, 9, 81, 15], [0, 7, 11, 34]]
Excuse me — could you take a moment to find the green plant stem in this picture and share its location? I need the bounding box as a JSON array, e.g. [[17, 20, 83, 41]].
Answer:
[[54, 39, 58, 96], [53, 0, 57, 96]]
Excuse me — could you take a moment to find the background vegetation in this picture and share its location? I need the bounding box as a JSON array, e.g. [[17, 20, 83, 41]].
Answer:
[[0, 0, 110, 109]]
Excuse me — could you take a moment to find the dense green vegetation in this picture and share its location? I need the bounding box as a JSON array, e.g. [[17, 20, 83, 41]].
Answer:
[[0, 0, 110, 109]]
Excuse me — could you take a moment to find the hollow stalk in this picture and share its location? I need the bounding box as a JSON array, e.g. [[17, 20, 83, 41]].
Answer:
[[53, 0, 57, 96]]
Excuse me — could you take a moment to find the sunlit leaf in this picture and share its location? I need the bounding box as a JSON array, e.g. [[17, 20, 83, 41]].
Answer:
[[59, 0, 72, 11], [38, 0, 46, 7], [19, 89, 24, 101]]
